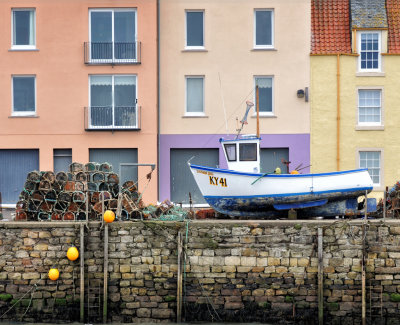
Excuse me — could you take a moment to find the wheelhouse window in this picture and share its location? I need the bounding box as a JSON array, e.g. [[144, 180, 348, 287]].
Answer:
[[224, 144, 237, 162], [358, 32, 381, 72], [255, 77, 273, 114], [89, 9, 137, 62], [12, 9, 35, 49], [239, 143, 257, 161], [185, 76, 204, 115], [185, 10, 204, 48], [89, 75, 137, 129], [254, 9, 273, 48], [12, 76, 36, 115], [358, 89, 381, 125], [359, 151, 381, 185]]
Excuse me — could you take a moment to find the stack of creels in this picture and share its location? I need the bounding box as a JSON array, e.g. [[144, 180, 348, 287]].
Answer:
[[375, 181, 400, 218], [15, 161, 145, 221]]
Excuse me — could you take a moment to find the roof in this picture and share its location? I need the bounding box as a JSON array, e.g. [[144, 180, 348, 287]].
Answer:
[[350, 0, 387, 29], [311, 0, 352, 54], [387, 0, 400, 53]]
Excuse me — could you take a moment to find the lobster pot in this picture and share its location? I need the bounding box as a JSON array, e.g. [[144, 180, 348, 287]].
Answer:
[[38, 212, 50, 221], [31, 191, 44, 203], [122, 180, 137, 193], [99, 162, 112, 173], [87, 182, 97, 192], [107, 173, 119, 185], [75, 171, 87, 182], [120, 209, 129, 221], [67, 172, 74, 181], [67, 202, 79, 212], [70, 162, 84, 174], [27, 171, 41, 183], [56, 171, 68, 184], [44, 190, 57, 203], [58, 191, 72, 203], [51, 212, 62, 221], [99, 182, 109, 192], [42, 171, 56, 184], [85, 162, 100, 172], [76, 212, 87, 221], [38, 180, 51, 191], [93, 202, 104, 214], [64, 181, 75, 192], [15, 211, 28, 221], [39, 201, 53, 212], [63, 211, 75, 221], [19, 191, 30, 201], [27, 199, 40, 213], [92, 172, 105, 183], [110, 184, 119, 198], [24, 181, 37, 194], [54, 201, 68, 213]]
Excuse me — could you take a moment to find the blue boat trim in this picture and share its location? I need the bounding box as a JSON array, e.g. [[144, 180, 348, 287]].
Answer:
[[203, 186, 373, 200], [190, 164, 369, 178], [273, 199, 328, 210]]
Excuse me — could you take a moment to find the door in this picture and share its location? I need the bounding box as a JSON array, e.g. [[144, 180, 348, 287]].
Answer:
[[89, 149, 138, 186], [260, 148, 289, 174], [0, 149, 39, 204], [170, 148, 219, 204]]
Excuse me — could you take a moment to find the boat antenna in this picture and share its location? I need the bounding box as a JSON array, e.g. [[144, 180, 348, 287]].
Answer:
[[236, 100, 254, 139], [218, 73, 229, 135]]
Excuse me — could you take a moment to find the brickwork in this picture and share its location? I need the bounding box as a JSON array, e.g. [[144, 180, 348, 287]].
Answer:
[[0, 220, 400, 324]]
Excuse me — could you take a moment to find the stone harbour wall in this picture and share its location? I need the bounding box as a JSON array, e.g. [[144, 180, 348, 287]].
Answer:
[[0, 219, 400, 324]]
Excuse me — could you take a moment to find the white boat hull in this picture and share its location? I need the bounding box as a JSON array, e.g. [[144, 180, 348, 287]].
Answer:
[[189, 164, 374, 217]]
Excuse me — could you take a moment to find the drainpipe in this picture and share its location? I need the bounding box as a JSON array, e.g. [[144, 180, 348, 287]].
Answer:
[[336, 54, 341, 171], [157, 0, 160, 202]]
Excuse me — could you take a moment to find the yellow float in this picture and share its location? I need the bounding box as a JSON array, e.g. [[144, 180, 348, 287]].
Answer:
[[48, 268, 59, 281], [103, 210, 115, 223], [67, 246, 79, 261]]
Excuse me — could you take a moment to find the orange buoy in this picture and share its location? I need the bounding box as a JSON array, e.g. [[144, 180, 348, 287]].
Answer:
[[67, 246, 79, 261], [48, 268, 59, 281], [103, 210, 115, 223], [290, 170, 299, 174]]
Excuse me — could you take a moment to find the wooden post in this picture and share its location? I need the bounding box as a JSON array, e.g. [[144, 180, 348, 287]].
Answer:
[[256, 85, 260, 138], [177, 231, 183, 322], [362, 190, 367, 325], [103, 223, 109, 323], [80, 223, 85, 323], [318, 227, 323, 325]]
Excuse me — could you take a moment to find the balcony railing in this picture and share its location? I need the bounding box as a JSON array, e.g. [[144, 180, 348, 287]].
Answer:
[[84, 106, 141, 131], [84, 42, 141, 64]]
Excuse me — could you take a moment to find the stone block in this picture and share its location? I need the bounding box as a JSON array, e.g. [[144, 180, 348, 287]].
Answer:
[[241, 257, 256, 266], [224, 302, 244, 309], [298, 258, 309, 267], [225, 256, 240, 266], [152, 308, 171, 318], [268, 257, 280, 266]]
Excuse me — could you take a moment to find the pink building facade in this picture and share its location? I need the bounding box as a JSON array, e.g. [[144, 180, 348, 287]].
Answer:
[[0, 0, 158, 206]]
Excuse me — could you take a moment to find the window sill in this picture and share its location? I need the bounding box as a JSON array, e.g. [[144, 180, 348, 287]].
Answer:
[[251, 114, 277, 118], [9, 115, 38, 118], [9, 48, 39, 52], [182, 115, 208, 118], [355, 125, 384, 131], [251, 48, 277, 51], [356, 72, 385, 77], [182, 48, 208, 52]]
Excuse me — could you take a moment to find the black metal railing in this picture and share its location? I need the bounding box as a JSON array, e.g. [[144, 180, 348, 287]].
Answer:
[[84, 106, 141, 130], [84, 42, 141, 64]]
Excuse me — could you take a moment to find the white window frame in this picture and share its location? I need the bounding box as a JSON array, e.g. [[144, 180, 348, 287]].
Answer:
[[185, 76, 205, 116], [88, 74, 138, 128], [12, 75, 36, 116], [254, 76, 274, 116], [358, 31, 381, 72], [11, 8, 36, 50], [88, 8, 138, 63], [254, 9, 274, 49], [357, 148, 383, 189], [357, 87, 383, 128], [185, 10, 205, 50]]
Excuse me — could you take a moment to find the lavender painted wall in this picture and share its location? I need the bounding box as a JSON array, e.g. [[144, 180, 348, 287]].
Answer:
[[159, 134, 310, 202]]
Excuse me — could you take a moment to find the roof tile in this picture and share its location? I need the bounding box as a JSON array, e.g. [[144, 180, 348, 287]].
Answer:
[[311, 0, 351, 54], [387, 0, 400, 53]]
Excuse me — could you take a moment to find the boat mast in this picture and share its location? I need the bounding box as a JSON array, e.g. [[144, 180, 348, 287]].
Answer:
[[256, 85, 260, 138]]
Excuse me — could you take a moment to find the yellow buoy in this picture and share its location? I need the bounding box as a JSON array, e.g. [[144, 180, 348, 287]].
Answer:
[[103, 210, 115, 223], [67, 246, 79, 261], [290, 170, 299, 174], [48, 268, 59, 281]]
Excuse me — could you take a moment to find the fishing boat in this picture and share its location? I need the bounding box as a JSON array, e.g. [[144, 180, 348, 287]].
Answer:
[[189, 99, 375, 218]]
